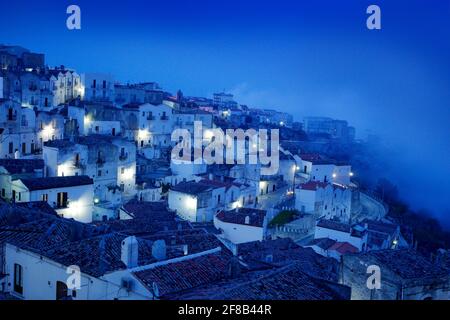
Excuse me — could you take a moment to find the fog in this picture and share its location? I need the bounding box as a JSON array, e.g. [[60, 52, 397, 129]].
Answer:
[[1, 0, 448, 226]]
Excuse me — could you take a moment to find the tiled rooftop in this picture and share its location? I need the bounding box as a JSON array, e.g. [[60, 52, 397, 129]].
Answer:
[[0, 159, 44, 174], [352, 249, 449, 281], [216, 208, 266, 228], [20, 175, 93, 191], [133, 250, 230, 297]]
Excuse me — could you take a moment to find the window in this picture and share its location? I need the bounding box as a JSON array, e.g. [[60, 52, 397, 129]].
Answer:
[[1, 188, 4, 197], [121, 168, 125, 174], [8, 142, 13, 154], [98, 170, 102, 177], [41, 194, 48, 202], [57, 192, 68, 208], [14, 263, 23, 295]]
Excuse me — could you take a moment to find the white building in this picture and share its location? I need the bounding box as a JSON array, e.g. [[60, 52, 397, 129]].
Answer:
[[214, 208, 268, 244], [314, 219, 368, 252], [0, 159, 45, 201], [136, 103, 174, 149], [0, 100, 37, 158], [168, 180, 227, 222], [297, 153, 353, 186], [43, 135, 137, 208], [2, 232, 225, 300], [36, 110, 65, 150], [11, 175, 94, 223], [295, 181, 352, 222], [84, 120, 121, 136], [82, 73, 115, 102]]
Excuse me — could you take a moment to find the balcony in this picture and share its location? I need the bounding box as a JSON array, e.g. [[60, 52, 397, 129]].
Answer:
[[73, 161, 86, 169], [96, 158, 106, 166], [160, 115, 169, 120], [119, 153, 128, 161]]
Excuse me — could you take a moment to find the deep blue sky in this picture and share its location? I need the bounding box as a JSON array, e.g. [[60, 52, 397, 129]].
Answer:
[[1, 0, 450, 226]]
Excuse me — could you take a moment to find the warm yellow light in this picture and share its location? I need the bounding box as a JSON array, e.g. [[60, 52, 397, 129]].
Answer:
[[185, 196, 197, 209], [138, 129, 149, 139], [122, 167, 134, 180], [204, 130, 214, 140], [84, 115, 91, 125], [43, 125, 54, 136]]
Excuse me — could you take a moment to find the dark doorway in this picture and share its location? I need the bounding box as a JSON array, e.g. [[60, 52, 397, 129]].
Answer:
[[56, 281, 68, 300]]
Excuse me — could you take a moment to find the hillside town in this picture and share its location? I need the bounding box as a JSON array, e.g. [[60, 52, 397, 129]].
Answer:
[[0, 44, 448, 300]]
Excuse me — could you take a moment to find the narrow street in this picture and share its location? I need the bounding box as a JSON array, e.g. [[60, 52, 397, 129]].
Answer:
[[256, 185, 290, 210], [353, 192, 387, 222]]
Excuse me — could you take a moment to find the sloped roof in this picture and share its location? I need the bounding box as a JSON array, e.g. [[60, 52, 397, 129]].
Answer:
[[329, 241, 358, 254], [170, 180, 227, 195], [133, 250, 230, 297], [216, 208, 266, 228], [237, 238, 339, 282], [19, 175, 93, 191], [210, 263, 350, 300], [307, 238, 337, 250], [0, 159, 44, 174], [121, 200, 172, 220], [352, 249, 449, 281], [300, 181, 329, 191], [42, 233, 161, 277], [316, 219, 351, 233]]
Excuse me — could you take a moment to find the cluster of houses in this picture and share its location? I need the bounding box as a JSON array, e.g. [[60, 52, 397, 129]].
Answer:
[[0, 45, 448, 300]]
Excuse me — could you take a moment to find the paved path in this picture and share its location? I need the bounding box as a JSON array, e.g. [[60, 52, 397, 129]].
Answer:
[[353, 192, 387, 222], [256, 185, 290, 210]]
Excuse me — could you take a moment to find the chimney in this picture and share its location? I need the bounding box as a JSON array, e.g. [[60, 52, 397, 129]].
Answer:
[[152, 240, 167, 261], [244, 216, 250, 225], [208, 173, 214, 180], [183, 244, 188, 256], [121, 236, 139, 268]]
